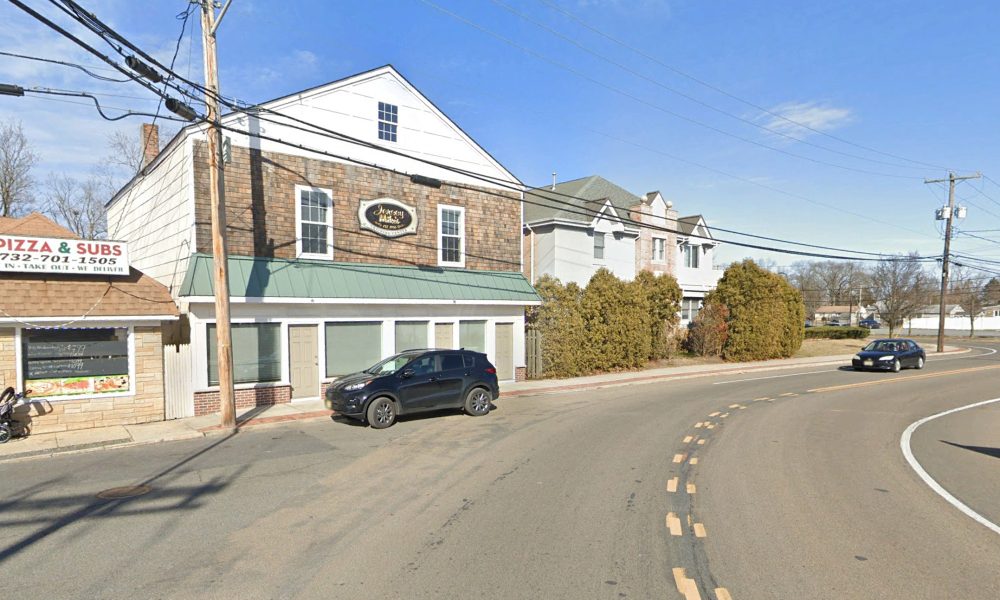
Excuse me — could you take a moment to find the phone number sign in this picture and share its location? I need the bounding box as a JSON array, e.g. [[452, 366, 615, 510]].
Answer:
[[0, 235, 130, 276]]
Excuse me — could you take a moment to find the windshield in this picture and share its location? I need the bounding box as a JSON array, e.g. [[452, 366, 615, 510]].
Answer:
[[364, 352, 422, 375], [863, 341, 906, 352]]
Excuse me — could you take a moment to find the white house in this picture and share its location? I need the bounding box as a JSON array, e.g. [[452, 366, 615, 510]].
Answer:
[[522, 175, 722, 322]]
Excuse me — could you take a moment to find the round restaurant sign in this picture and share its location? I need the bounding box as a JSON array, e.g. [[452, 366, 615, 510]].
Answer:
[[358, 198, 418, 237]]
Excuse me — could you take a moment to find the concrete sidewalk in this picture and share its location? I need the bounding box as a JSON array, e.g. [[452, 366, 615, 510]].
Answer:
[[0, 346, 966, 462]]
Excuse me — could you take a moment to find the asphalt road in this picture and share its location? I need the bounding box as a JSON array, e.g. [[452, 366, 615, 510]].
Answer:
[[2, 343, 999, 599]]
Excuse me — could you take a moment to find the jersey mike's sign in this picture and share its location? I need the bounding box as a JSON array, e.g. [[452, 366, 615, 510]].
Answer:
[[0, 235, 130, 276], [358, 198, 417, 238]]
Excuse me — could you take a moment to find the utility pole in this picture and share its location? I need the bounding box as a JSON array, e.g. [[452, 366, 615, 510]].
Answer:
[[200, 0, 236, 431], [926, 172, 980, 353]]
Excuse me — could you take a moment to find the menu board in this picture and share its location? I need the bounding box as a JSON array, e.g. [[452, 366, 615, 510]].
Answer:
[[22, 328, 130, 397]]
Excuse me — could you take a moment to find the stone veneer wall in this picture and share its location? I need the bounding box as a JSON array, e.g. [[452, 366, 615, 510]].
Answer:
[[192, 385, 291, 417], [2, 326, 165, 434], [192, 142, 522, 272], [631, 203, 678, 277]]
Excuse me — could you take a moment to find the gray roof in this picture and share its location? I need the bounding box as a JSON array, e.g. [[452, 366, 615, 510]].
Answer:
[[677, 215, 703, 236], [523, 175, 642, 226]]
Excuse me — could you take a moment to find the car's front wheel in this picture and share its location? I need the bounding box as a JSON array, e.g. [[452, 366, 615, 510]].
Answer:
[[916, 356, 925, 370], [891, 359, 901, 373], [464, 387, 491, 416], [366, 397, 396, 429]]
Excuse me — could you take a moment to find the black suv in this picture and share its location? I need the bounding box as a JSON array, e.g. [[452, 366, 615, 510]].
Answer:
[[324, 349, 500, 428]]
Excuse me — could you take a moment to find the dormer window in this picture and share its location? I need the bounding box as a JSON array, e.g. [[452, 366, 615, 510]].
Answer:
[[682, 243, 700, 268], [378, 101, 398, 142]]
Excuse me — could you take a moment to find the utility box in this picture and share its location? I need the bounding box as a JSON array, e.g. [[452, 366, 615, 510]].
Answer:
[[936, 207, 951, 220]]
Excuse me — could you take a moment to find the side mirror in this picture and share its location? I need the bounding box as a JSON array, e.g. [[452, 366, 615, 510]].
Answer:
[[401, 369, 415, 379]]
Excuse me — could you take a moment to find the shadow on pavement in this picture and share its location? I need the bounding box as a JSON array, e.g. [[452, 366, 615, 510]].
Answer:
[[0, 431, 244, 564], [941, 440, 1000, 460]]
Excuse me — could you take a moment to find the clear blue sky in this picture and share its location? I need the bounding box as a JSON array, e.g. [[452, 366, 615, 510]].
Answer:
[[2, 0, 999, 268]]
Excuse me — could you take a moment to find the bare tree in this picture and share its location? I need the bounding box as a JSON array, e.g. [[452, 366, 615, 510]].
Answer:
[[788, 260, 868, 320], [984, 277, 1000, 306], [0, 119, 39, 217], [869, 254, 930, 337], [99, 126, 175, 190], [46, 174, 108, 239], [950, 266, 985, 337]]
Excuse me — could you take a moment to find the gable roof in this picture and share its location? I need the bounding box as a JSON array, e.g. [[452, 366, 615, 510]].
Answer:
[[110, 65, 521, 209], [524, 175, 642, 226], [677, 215, 709, 237], [0, 212, 76, 238], [0, 214, 177, 320]]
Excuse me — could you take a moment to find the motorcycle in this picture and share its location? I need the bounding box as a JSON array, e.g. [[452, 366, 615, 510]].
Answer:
[[0, 386, 30, 444]]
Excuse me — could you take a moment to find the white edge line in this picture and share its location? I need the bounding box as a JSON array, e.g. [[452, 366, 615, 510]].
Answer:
[[900, 395, 1000, 537]]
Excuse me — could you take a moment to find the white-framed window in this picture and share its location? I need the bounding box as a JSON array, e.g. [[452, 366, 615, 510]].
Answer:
[[438, 204, 465, 267], [325, 322, 382, 377], [295, 185, 333, 259], [207, 323, 282, 386], [594, 233, 605, 260], [682, 243, 700, 268], [681, 298, 702, 321], [378, 101, 398, 142], [652, 237, 666, 262]]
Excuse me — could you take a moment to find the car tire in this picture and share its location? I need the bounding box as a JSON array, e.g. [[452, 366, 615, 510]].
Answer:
[[892, 359, 901, 373], [916, 356, 925, 370], [366, 397, 396, 429], [464, 387, 491, 416]]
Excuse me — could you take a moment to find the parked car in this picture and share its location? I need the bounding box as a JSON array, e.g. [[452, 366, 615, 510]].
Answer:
[[804, 320, 814, 328], [826, 320, 845, 327], [859, 317, 881, 329], [851, 339, 925, 372], [324, 349, 500, 428]]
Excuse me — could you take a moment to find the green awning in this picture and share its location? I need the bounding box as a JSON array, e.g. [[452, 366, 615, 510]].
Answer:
[[179, 253, 540, 303]]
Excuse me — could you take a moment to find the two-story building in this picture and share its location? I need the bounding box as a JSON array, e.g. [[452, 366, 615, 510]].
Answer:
[[523, 175, 722, 322], [107, 65, 539, 419]]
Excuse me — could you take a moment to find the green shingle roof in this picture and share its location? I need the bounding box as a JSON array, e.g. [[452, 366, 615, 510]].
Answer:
[[179, 254, 541, 303]]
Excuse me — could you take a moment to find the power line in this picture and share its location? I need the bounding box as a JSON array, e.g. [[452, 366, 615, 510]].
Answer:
[[0, 50, 131, 82], [14, 0, 943, 262], [534, 0, 959, 173], [416, 0, 924, 181], [490, 0, 928, 172]]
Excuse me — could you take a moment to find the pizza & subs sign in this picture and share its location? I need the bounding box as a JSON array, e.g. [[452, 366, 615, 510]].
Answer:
[[0, 234, 130, 276]]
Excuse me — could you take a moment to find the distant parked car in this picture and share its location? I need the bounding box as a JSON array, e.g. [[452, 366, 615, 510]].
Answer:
[[851, 339, 925, 372], [324, 349, 500, 428], [826, 320, 845, 326], [859, 317, 881, 329], [804, 320, 814, 328]]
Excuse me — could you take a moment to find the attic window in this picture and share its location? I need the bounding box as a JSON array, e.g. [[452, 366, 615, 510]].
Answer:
[[378, 101, 398, 142]]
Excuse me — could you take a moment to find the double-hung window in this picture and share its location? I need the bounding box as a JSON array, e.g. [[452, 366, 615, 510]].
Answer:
[[652, 237, 666, 262], [683, 243, 700, 268], [593, 233, 605, 260], [438, 205, 465, 266], [378, 101, 398, 142], [296, 185, 333, 259]]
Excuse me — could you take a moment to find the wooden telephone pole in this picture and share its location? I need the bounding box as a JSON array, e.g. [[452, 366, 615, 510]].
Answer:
[[925, 172, 981, 353], [200, 0, 236, 430]]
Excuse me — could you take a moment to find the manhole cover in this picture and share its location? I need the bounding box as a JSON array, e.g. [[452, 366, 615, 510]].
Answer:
[[96, 485, 152, 499]]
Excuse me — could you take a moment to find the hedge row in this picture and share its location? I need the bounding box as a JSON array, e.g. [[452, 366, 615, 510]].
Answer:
[[804, 326, 870, 340], [696, 260, 806, 361], [527, 269, 682, 377]]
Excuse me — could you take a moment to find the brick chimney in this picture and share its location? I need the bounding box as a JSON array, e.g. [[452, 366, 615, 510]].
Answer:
[[141, 123, 159, 167]]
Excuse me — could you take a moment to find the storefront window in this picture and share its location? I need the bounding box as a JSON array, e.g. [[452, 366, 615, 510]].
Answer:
[[22, 328, 130, 397], [326, 322, 382, 376], [207, 323, 281, 385], [395, 321, 428, 353], [459, 320, 486, 353]]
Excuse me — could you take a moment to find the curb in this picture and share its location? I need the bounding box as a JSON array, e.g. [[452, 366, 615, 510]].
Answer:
[[502, 346, 972, 399]]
